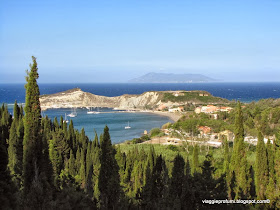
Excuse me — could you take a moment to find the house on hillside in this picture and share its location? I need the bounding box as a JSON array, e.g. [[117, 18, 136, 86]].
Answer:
[[220, 106, 233, 112], [201, 105, 219, 113], [195, 105, 233, 114], [199, 93, 209, 96], [219, 130, 234, 142], [198, 126, 211, 136], [158, 104, 167, 111], [168, 107, 184, 112], [195, 107, 201, 114]]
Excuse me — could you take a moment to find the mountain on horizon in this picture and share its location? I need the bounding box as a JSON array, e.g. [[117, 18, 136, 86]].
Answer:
[[128, 72, 217, 83]]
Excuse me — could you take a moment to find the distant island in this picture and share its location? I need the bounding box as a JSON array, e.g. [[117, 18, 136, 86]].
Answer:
[[128, 72, 217, 83]]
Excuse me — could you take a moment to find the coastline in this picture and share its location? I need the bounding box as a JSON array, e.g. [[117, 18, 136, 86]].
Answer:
[[147, 111, 182, 122]]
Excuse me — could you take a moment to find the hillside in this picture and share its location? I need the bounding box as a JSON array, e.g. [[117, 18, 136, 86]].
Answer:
[[128, 72, 216, 83], [39, 88, 229, 110]]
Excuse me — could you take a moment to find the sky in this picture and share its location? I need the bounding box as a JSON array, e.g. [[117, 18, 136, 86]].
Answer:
[[0, 0, 280, 83]]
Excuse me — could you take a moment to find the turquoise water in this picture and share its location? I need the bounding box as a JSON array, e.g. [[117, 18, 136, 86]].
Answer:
[[8, 106, 172, 143]]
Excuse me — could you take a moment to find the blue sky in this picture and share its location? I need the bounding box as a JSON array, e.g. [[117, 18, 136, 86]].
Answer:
[[0, 0, 280, 83]]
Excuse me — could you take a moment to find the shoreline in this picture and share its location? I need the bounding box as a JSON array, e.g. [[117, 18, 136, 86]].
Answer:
[[148, 111, 182, 122], [41, 106, 182, 122]]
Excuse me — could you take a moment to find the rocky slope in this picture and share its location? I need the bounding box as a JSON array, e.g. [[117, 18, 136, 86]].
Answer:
[[39, 88, 229, 110]]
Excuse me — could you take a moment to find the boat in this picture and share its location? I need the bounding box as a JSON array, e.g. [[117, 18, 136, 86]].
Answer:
[[87, 107, 95, 114], [125, 121, 131, 129], [63, 113, 69, 123], [87, 107, 100, 114], [68, 108, 77, 117]]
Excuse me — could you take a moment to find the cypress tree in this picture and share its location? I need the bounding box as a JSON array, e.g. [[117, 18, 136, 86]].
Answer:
[[223, 137, 230, 174], [266, 138, 276, 207], [98, 125, 120, 209], [53, 117, 59, 131], [22, 56, 43, 194], [22, 56, 53, 208], [68, 150, 76, 176], [93, 131, 99, 148], [148, 155, 169, 209], [192, 144, 199, 175], [229, 101, 248, 198], [86, 142, 92, 180], [0, 134, 18, 209], [115, 145, 126, 180], [8, 119, 22, 184], [79, 148, 86, 188], [68, 120, 75, 151], [199, 154, 223, 208], [255, 131, 268, 200], [75, 148, 81, 175], [1, 104, 12, 146], [169, 154, 185, 208], [13, 100, 20, 121], [273, 133, 280, 208]]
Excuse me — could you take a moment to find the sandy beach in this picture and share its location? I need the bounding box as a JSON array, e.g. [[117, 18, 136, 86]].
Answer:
[[147, 111, 182, 122]]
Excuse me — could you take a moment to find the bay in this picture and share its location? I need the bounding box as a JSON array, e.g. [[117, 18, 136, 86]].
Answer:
[[1, 82, 280, 143]]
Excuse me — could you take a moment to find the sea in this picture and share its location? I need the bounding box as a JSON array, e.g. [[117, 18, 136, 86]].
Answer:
[[1, 82, 280, 143]]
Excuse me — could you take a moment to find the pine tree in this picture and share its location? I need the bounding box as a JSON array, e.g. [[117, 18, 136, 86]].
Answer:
[[255, 131, 268, 200], [98, 125, 120, 209]]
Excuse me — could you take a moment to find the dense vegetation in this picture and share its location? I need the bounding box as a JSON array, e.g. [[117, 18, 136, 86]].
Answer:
[[170, 99, 280, 138], [1, 57, 280, 209], [161, 91, 228, 104]]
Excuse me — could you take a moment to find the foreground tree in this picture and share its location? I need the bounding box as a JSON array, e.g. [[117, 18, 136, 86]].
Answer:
[[169, 154, 185, 209], [229, 101, 249, 198], [0, 131, 18, 209], [98, 125, 120, 209], [22, 56, 53, 208], [255, 131, 268, 200]]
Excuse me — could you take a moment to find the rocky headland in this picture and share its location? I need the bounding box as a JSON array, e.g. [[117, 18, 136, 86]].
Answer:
[[39, 88, 229, 111]]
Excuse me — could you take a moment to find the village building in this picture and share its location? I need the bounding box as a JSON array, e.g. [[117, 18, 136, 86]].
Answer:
[[220, 106, 233, 112], [199, 93, 209, 96], [173, 91, 185, 97], [158, 104, 167, 111], [195, 107, 201, 114], [168, 106, 184, 112], [198, 126, 211, 136], [201, 105, 219, 113], [218, 130, 234, 142], [195, 105, 233, 114]]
